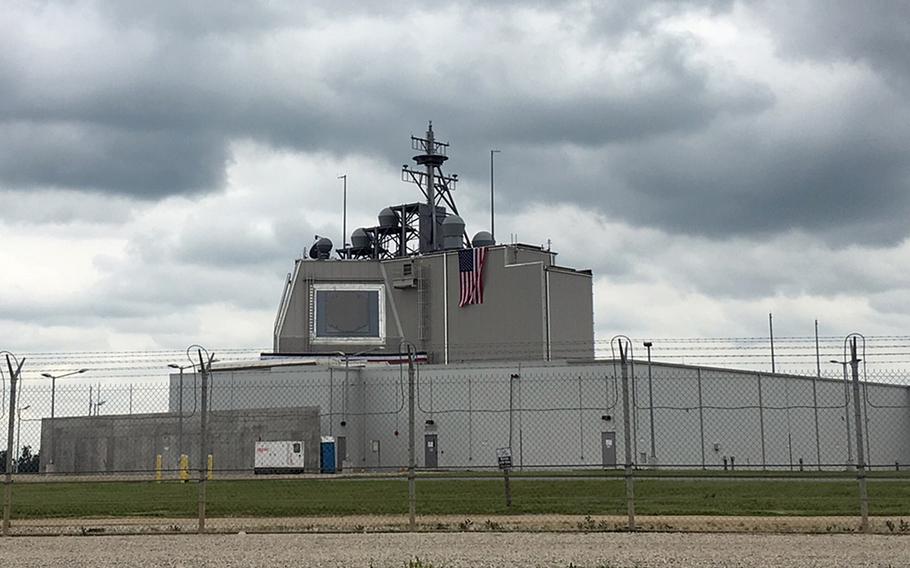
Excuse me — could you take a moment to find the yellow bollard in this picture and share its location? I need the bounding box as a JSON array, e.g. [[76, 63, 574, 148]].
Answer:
[[207, 454, 214, 480], [179, 454, 189, 482], [155, 454, 163, 482]]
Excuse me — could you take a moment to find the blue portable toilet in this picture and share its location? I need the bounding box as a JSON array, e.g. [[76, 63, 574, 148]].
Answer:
[[320, 436, 336, 474]]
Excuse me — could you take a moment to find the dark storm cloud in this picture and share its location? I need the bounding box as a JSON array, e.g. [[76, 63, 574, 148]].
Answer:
[[2, 0, 909, 249], [757, 0, 910, 89], [0, 122, 227, 197], [0, 0, 763, 201]]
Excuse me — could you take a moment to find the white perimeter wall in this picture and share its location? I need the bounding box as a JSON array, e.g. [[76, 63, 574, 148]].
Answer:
[[170, 360, 910, 471]]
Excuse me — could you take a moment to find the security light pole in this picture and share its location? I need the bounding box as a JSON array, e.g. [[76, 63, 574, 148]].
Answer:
[[41, 368, 88, 469], [490, 149, 500, 241], [338, 174, 347, 256], [168, 363, 193, 460], [41, 369, 89, 422]]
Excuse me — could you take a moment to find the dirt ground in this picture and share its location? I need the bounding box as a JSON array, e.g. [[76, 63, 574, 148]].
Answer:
[[8, 513, 906, 535], [1, 532, 907, 567]]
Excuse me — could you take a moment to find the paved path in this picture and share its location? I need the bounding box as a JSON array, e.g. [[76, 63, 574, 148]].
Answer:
[[1, 532, 907, 567]]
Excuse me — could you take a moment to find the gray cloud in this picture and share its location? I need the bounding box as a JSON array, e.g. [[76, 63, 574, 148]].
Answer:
[[757, 0, 910, 89], [0, 0, 770, 202], [2, 0, 910, 351]]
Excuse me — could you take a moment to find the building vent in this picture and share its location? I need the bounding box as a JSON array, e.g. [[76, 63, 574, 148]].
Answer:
[[441, 214, 465, 250]]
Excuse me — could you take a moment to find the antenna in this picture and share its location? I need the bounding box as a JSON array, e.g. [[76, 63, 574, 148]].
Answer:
[[490, 149, 500, 242], [402, 122, 466, 251], [338, 174, 347, 257]]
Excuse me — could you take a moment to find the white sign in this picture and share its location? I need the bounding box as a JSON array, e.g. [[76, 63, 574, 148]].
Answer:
[[496, 447, 513, 470]]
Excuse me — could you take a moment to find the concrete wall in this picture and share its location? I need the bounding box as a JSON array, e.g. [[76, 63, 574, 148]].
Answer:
[[273, 244, 595, 363], [40, 406, 320, 474], [546, 268, 595, 360], [168, 360, 910, 472]]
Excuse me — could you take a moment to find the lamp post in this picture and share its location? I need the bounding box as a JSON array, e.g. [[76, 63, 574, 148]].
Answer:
[[41, 369, 88, 421], [15, 405, 30, 473], [332, 348, 383, 467], [830, 359, 854, 468], [40, 369, 88, 470], [168, 363, 193, 459], [338, 174, 347, 256], [490, 150, 500, 241], [643, 342, 656, 464]]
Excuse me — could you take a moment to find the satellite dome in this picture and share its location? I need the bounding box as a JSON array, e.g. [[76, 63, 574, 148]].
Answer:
[[378, 207, 399, 229], [309, 236, 334, 260], [351, 228, 372, 250], [472, 231, 495, 247]]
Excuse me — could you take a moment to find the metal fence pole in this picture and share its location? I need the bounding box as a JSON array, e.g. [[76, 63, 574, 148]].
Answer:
[[848, 338, 869, 533], [813, 320, 822, 470], [2, 355, 22, 536], [197, 350, 210, 534], [619, 343, 636, 531], [407, 347, 416, 531], [756, 373, 767, 470], [696, 367, 706, 470]]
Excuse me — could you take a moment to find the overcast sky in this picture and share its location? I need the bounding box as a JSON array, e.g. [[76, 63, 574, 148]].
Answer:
[[2, 0, 910, 353]]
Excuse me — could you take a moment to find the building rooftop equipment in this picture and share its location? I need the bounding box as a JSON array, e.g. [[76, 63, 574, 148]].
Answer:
[[273, 123, 595, 363]]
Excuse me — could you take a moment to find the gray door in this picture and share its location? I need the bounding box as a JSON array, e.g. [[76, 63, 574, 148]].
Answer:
[[601, 431, 617, 467], [336, 436, 346, 472], [424, 434, 438, 468]]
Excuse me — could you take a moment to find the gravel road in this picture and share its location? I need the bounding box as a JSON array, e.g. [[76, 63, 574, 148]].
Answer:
[[2, 532, 906, 567]]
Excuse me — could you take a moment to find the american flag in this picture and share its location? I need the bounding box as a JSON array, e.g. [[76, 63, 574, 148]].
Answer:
[[458, 247, 487, 307]]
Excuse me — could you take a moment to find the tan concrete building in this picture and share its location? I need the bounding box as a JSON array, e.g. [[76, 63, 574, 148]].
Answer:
[[273, 244, 594, 363], [273, 123, 594, 363]]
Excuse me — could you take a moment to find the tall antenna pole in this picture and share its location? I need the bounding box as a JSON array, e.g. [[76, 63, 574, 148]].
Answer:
[[338, 174, 347, 256], [769, 312, 776, 373], [490, 149, 500, 241], [426, 123, 437, 250]]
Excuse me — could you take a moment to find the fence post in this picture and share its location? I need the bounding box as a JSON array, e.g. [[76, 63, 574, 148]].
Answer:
[[2, 354, 23, 537], [619, 342, 636, 531], [848, 338, 869, 533], [756, 373, 766, 470], [407, 346, 416, 531], [197, 350, 210, 534], [696, 367, 705, 470]]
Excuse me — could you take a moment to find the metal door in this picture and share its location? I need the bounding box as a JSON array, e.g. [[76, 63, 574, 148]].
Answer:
[[601, 431, 617, 467], [424, 434, 438, 468], [336, 436, 346, 472]]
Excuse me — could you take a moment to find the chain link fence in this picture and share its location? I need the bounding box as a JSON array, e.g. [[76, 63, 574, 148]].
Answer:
[[1, 337, 909, 535]]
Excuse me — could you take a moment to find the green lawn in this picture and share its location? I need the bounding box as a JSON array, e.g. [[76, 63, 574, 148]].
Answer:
[[10, 477, 910, 520]]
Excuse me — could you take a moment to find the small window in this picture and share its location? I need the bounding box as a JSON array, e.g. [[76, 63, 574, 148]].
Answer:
[[403, 263, 412, 276], [293, 443, 301, 453]]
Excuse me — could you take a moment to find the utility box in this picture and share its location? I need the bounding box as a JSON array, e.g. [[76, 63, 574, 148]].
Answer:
[[320, 436, 336, 474], [254, 441, 305, 474]]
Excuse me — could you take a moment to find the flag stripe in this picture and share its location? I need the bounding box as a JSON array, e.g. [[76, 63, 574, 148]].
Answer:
[[458, 247, 487, 307]]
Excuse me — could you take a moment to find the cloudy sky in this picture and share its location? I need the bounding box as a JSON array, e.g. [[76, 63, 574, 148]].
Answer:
[[2, 0, 910, 353]]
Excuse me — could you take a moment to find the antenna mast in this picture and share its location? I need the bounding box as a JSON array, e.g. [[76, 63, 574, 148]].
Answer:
[[402, 122, 463, 251]]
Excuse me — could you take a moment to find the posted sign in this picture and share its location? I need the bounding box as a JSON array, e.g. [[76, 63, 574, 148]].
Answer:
[[496, 447, 513, 470]]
